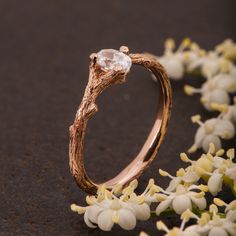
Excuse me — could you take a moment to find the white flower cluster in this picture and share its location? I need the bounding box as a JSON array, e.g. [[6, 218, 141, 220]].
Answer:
[[159, 38, 236, 81], [159, 38, 236, 153], [189, 114, 235, 153], [152, 202, 236, 236], [71, 180, 207, 231], [163, 144, 236, 196], [71, 180, 151, 231]]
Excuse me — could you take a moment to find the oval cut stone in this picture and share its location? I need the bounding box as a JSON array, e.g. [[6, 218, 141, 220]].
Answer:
[[97, 49, 132, 72]]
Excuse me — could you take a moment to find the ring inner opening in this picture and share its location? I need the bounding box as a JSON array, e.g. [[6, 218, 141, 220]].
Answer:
[[84, 65, 161, 185]]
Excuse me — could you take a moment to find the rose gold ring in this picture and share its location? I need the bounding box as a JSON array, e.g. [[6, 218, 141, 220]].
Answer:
[[69, 46, 172, 194]]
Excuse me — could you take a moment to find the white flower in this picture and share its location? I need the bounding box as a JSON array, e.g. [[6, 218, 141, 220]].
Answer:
[[70, 181, 152, 231], [95, 199, 137, 231], [185, 80, 232, 112], [188, 115, 235, 153], [190, 117, 221, 153], [187, 205, 236, 236], [71, 198, 137, 231], [125, 194, 150, 221], [159, 168, 200, 192], [184, 83, 230, 112], [210, 153, 236, 195], [201, 89, 230, 111], [159, 54, 184, 80], [156, 210, 201, 236], [164, 146, 234, 200], [158, 38, 191, 80], [185, 59, 236, 111], [207, 170, 224, 196], [155, 184, 207, 215], [187, 51, 222, 78], [199, 148, 236, 195], [184, 62, 236, 111], [178, 152, 221, 196]]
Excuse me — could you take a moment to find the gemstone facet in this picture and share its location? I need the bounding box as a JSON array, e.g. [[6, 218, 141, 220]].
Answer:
[[96, 49, 132, 72]]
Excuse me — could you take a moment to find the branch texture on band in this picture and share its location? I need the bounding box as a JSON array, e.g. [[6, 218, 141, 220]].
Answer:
[[69, 46, 172, 194]]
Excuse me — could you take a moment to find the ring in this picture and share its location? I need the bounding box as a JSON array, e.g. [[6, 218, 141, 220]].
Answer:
[[69, 46, 172, 194]]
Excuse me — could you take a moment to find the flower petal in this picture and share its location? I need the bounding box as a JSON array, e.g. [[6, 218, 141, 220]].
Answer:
[[204, 89, 230, 110], [214, 119, 235, 139], [166, 178, 181, 192], [213, 156, 225, 169], [117, 208, 136, 230], [159, 55, 184, 80], [194, 126, 205, 148], [97, 209, 114, 231], [208, 172, 223, 196], [225, 166, 236, 181], [182, 171, 200, 183], [224, 221, 236, 236], [86, 205, 104, 223], [190, 195, 207, 210], [226, 210, 236, 222], [84, 210, 97, 228], [215, 73, 236, 93], [202, 134, 221, 153], [209, 227, 228, 236], [202, 56, 220, 77], [172, 195, 192, 214], [131, 203, 150, 221], [186, 224, 210, 235], [156, 197, 173, 215]]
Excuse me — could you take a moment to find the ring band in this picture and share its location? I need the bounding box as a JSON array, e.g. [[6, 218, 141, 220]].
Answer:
[[69, 46, 172, 194]]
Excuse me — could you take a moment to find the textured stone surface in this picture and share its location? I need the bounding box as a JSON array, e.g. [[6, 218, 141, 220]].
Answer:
[[0, 1, 235, 235]]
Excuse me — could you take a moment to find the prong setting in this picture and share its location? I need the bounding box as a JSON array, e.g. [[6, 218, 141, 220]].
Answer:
[[89, 53, 97, 65], [119, 46, 130, 55]]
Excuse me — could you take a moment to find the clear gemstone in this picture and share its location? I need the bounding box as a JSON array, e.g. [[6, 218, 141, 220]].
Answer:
[[96, 49, 132, 72]]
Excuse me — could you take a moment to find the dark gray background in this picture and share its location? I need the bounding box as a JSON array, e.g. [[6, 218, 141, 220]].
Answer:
[[0, 0, 235, 235]]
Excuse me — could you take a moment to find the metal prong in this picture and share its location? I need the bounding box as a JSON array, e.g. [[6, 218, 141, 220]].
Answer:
[[119, 46, 129, 55], [89, 53, 97, 60]]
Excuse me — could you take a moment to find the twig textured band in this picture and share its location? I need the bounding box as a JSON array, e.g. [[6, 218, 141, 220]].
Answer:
[[69, 46, 172, 194]]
